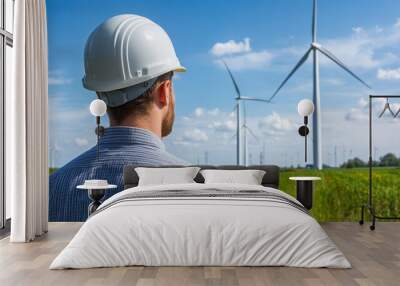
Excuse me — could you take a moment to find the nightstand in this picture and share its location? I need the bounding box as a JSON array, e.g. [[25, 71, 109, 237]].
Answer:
[[77, 184, 117, 216], [289, 176, 321, 210]]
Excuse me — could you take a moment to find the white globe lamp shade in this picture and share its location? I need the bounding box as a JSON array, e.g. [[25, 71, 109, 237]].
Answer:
[[90, 99, 107, 117], [297, 99, 314, 117]]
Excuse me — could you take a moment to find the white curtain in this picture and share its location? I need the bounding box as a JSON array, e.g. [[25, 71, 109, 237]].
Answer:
[[7, 0, 49, 242]]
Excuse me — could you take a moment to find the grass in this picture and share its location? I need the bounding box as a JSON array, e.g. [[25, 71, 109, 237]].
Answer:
[[280, 167, 400, 221], [49, 166, 400, 222]]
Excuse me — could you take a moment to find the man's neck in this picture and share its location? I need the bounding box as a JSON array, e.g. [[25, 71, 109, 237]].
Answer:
[[109, 116, 162, 138]]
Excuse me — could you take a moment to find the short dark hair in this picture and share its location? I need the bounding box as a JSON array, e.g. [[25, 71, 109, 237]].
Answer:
[[104, 71, 173, 124]]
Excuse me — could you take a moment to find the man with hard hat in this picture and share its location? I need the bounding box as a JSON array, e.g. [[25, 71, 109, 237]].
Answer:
[[49, 14, 186, 221]]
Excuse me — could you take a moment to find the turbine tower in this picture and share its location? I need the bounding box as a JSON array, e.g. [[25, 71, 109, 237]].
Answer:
[[268, 0, 370, 169], [222, 60, 271, 166]]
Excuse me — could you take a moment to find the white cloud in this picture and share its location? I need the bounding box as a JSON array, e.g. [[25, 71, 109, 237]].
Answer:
[[178, 129, 208, 144], [49, 77, 72, 85], [194, 107, 204, 117], [345, 107, 368, 122], [322, 78, 344, 86], [375, 25, 383, 33], [377, 68, 400, 80], [210, 38, 251, 56], [345, 97, 400, 122], [209, 19, 400, 74], [208, 108, 221, 116], [395, 18, 400, 28], [170, 102, 400, 166], [211, 37, 273, 71], [215, 51, 273, 71], [74, 137, 89, 147], [357, 97, 368, 109], [345, 96, 371, 122], [193, 107, 222, 117], [208, 120, 236, 133], [49, 141, 63, 152], [321, 36, 379, 69], [48, 70, 73, 85], [49, 107, 89, 121], [172, 107, 240, 149], [185, 108, 235, 134], [352, 27, 364, 34], [319, 19, 400, 69], [258, 112, 295, 135]]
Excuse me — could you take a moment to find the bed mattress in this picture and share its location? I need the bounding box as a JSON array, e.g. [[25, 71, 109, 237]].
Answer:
[[50, 183, 350, 269]]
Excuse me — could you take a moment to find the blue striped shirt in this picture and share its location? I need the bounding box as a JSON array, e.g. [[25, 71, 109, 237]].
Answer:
[[49, 127, 186, 221]]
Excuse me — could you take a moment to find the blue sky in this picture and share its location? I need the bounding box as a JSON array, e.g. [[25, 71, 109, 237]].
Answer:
[[47, 0, 400, 167]]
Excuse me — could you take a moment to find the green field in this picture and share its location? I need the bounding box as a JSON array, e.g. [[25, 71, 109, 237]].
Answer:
[[49, 167, 400, 222], [280, 167, 400, 221]]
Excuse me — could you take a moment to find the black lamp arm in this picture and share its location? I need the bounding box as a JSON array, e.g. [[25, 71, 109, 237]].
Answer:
[[304, 116, 309, 162], [96, 116, 100, 162], [297, 116, 310, 163]]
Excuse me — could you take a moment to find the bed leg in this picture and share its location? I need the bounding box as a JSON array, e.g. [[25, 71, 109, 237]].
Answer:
[[370, 209, 376, 231], [359, 205, 364, 225]]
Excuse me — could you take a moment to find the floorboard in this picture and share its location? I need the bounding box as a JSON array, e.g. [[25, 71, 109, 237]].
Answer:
[[0, 222, 399, 286]]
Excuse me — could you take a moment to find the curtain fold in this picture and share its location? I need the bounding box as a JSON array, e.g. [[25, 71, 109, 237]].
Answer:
[[8, 0, 49, 242]]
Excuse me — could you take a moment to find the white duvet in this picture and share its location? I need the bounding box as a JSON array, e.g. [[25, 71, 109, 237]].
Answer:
[[50, 183, 351, 269]]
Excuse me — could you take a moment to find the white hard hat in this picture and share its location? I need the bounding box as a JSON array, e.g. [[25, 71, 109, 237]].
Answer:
[[82, 14, 185, 107]]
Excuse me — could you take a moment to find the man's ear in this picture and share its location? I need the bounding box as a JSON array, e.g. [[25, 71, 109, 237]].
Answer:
[[157, 80, 172, 107]]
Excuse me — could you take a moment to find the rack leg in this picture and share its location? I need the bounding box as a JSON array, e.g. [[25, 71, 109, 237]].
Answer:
[[359, 205, 364, 225], [370, 209, 376, 231]]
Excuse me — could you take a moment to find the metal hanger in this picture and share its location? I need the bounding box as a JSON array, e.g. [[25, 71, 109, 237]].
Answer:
[[378, 98, 396, 118], [395, 106, 400, 118]]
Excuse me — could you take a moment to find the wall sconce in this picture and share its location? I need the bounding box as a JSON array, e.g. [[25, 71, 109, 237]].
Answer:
[[89, 99, 107, 161], [297, 99, 314, 162]]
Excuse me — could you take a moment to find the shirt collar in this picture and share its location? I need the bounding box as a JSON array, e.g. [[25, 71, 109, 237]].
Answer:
[[99, 127, 165, 150]]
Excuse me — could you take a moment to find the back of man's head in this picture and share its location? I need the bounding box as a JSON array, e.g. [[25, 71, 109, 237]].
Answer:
[[104, 71, 173, 125], [82, 14, 185, 137]]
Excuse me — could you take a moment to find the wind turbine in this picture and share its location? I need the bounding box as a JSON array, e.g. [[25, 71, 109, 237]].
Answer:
[[268, 0, 371, 169], [222, 60, 271, 166]]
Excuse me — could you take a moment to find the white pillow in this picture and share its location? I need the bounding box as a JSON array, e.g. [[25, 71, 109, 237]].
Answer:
[[200, 169, 266, 185], [135, 167, 201, 186]]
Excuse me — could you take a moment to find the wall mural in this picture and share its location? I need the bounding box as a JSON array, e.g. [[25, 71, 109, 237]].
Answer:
[[48, 0, 400, 222]]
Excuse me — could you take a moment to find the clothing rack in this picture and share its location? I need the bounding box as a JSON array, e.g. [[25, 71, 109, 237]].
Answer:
[[359, 95, 400, 230]]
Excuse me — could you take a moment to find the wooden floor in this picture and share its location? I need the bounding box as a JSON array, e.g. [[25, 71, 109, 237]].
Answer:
[[0, 222, 399, 286]]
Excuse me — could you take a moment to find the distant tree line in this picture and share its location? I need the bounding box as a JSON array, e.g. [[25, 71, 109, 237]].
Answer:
[[341, 153, 400, 168]]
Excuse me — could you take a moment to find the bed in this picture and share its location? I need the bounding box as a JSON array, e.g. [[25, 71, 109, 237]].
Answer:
[[50, 165, 350, 269]]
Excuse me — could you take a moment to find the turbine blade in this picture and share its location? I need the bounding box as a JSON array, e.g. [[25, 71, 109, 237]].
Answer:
[[246, 126, 260, 143], [232, 103, 238, 113], [268, 48, 312, 102], [312, 0, 317, 42], [316, 45, 371, 89], [240, 96, 272, 103], [222, 60, 241, 97], [241, 100, 247, 120]]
